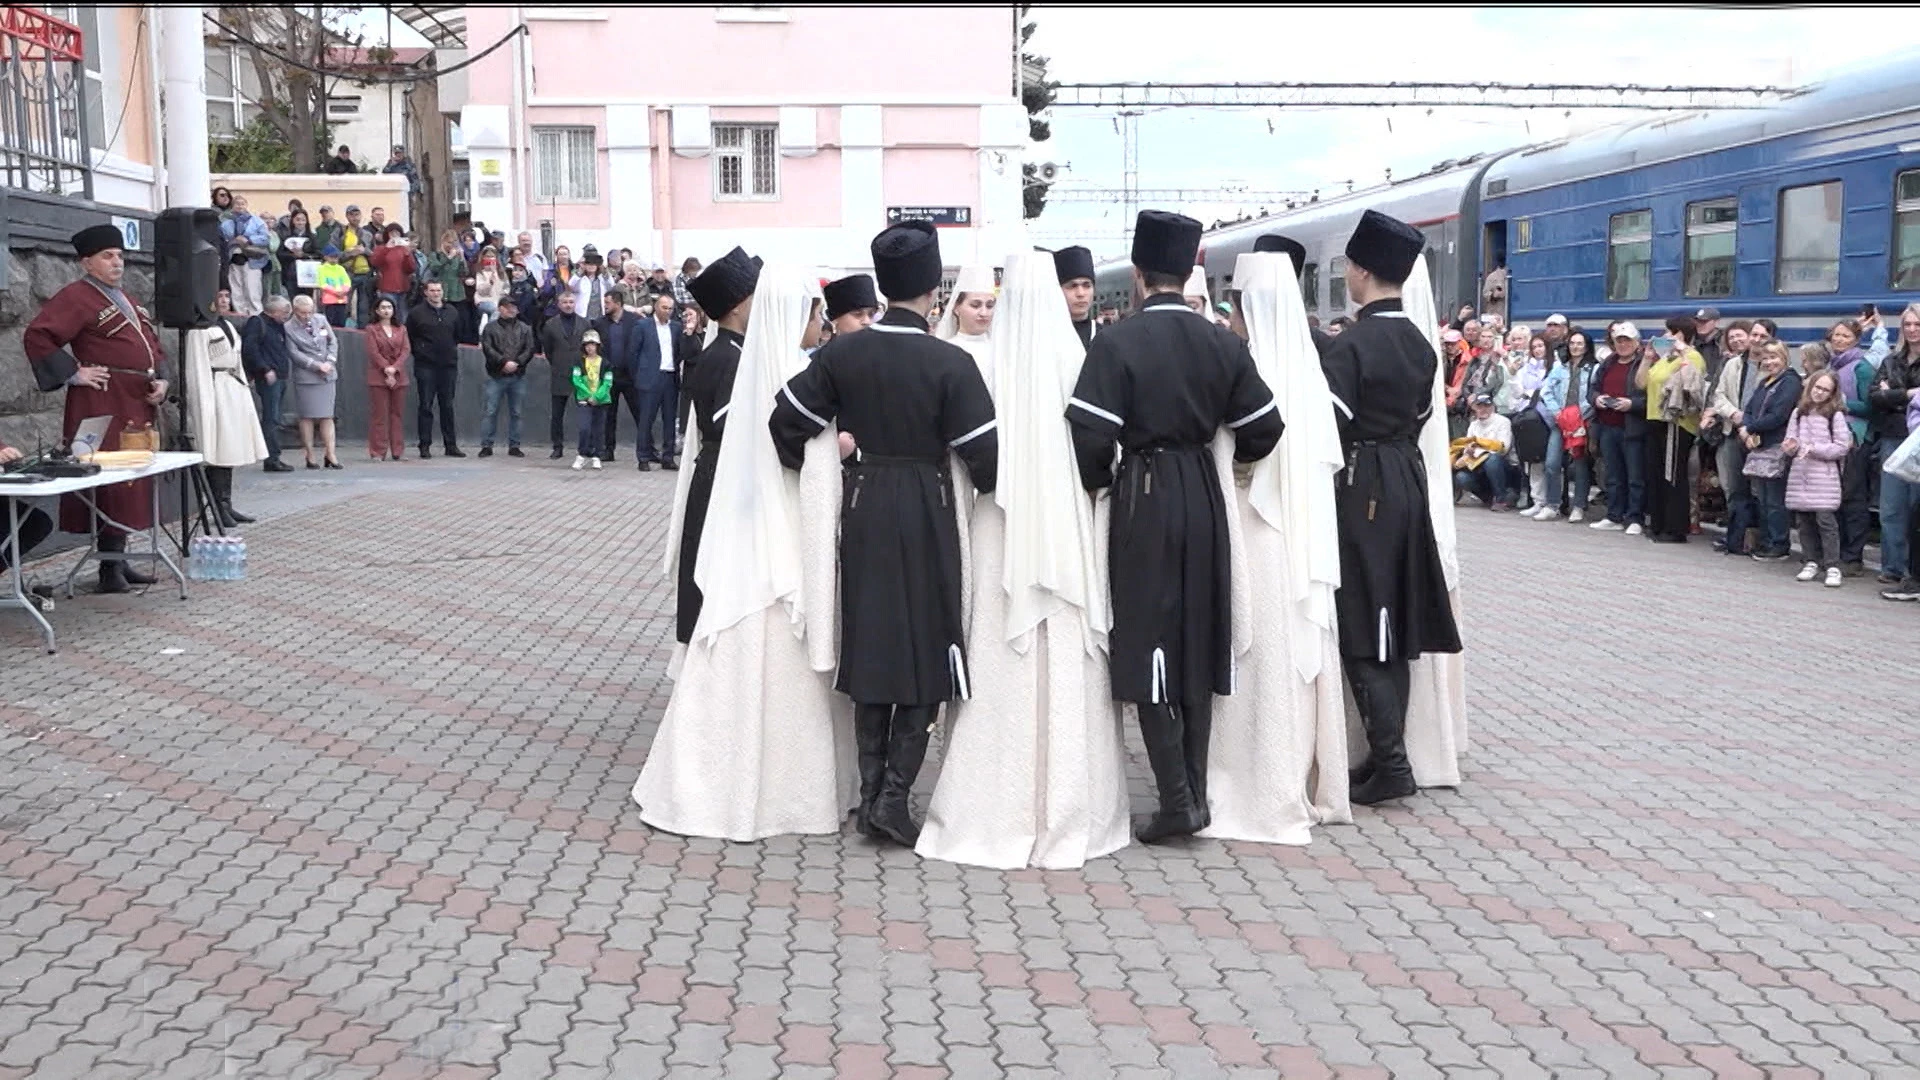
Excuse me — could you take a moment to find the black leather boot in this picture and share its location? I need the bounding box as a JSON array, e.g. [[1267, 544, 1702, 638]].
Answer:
[[1348, 659, 1416, 806], [1181, 697, 1214, 832], [852, 704, 892, 837], [209, 467, 252, 527], [868, 705, 935, 847], [1136, 704, 1203, 843], [97, 534, 155, 588]]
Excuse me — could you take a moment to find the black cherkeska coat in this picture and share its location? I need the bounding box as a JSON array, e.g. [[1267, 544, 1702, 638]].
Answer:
[[1066, 292, 1285, 706], [674, 326, 744, 643], [770, 308, 998, 706], [1317, 297, 1463, 663]]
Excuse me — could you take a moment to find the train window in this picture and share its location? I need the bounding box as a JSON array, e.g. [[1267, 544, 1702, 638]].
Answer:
[[1893, 170, 1920, 289], [1329, 257, 1348, 313], [1515, 218, 1532, 253], [1301, 263, 1319, 311], [1683, 199, 1737, 298], [1607, 210, 1652, 302], [1776, 181, 1842, 294]]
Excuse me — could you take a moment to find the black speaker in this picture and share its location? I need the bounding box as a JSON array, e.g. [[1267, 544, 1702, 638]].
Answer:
[[153, 206, 223, 329]]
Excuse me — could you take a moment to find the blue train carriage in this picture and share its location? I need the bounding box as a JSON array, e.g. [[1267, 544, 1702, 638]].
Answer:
[[1090, 156, 1506, 323], [1480, 51, 1920, 344]]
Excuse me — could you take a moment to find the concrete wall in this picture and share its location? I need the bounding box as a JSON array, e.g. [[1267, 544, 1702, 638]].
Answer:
[[209, 174, 413, 232]]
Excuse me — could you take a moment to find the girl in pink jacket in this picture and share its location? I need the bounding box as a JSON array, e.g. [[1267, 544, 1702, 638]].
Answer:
[[1784, 370, 1853, 587]]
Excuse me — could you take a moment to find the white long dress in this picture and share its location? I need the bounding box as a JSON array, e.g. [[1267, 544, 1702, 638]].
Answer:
[[916, 496, 1131, 869], [1201, 436, 1352, 844], [632, 428, 854, 840], [185, 323, 269, 468]]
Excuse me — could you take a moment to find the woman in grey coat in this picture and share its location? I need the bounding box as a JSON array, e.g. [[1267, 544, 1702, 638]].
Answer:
[[287, 294, 342, 469]]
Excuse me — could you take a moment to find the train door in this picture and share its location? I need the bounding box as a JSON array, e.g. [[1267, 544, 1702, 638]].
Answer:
[[1483, 220, 1509, 322]]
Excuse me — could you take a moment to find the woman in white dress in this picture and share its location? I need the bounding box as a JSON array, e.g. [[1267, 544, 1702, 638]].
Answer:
[[916, 252, 1132, 870], [934, 264, 997, 374], [184, 297, 269, 528], [634, 267, 854, 841], [1197, 252, 1353, 845]]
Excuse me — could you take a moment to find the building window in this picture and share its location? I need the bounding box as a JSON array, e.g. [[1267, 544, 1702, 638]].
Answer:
[[41, 5, 102, 146], [713, 123, 778, 200], [1683, 198, 1737, 298], [533, 126, 597, 203], [326, 95, 361, 119], [1607, 209, 1652, 302], [1329, 256, 1348, 313], [1300, 263, 1318, 311], [1776, 181, 1841, 294], [1893, 170, 1920, 289]]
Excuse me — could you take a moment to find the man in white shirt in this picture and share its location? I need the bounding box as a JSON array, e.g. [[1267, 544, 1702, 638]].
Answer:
[[636, 292, 683, 470], [1453, 394, 1514, 511], [515, 232, 548, 282]]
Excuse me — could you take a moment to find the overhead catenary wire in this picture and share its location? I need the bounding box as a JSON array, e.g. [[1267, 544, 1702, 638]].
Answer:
[[199, 12, 522, 85]]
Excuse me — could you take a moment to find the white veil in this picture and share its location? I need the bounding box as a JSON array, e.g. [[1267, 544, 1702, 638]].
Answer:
[[1184, 266, 1211, 311], [1234, 252, 1344, 682], [689, 266, 823, 641], [992, 251, 1111, 652], [934, 264, 997, 340], [1396, 255, 1460, 588]]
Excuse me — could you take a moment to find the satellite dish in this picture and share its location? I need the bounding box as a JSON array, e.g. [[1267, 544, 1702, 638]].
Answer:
[[1038, 162, 1059, 182]]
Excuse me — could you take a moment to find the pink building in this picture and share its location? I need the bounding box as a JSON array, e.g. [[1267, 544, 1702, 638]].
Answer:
[[457, 5, 1027, 277]]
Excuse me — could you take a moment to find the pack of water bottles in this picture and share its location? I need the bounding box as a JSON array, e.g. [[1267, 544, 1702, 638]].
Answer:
[[187, 535, 248, 581]]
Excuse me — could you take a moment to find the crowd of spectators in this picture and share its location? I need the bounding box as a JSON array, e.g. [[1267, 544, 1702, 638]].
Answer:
[[1443, 302, 1920, 604]]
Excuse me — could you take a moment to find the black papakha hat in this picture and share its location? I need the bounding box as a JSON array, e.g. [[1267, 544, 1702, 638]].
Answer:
[[687, 246, 761, 319], [823, 274, 879, 320], [1129, 210, 1202, 278], [72, 223, 126, 258], [1254, 234, 1308, 276], [1344, 209, 1425, 286], [870, 221, 943, 301], [1052, 245, 1096, 286]]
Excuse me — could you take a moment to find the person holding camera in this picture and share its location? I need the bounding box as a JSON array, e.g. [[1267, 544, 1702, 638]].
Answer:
[[221, 194, 272, 317]]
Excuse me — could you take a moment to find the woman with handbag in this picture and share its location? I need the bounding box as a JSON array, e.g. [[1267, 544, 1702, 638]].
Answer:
[[1737, 341, 1803, 561], [1637, 316, 1709, 543], [1540, 330, 1597, 522], [1520, 336, 1566, 522], [1783, 370, 1853, 586]]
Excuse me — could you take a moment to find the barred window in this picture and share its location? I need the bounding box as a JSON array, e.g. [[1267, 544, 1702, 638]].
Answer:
[[533, 126, 597, 203], [713, 123, 779, 199]]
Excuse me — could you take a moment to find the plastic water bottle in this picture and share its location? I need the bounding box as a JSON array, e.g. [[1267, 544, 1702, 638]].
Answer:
[[221, 537, 239, 581], [187, 536, 206, 581], [231, 536, 248, 581], [214, 537, 232, 581]]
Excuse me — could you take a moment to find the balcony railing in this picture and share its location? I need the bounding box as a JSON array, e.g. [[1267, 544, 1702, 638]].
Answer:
[[0, 6, 90, 199]]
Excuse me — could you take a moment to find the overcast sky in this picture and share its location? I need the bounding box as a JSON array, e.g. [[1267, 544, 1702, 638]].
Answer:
[[351, 6, 1920, 260], [1027, 5, 1920, 258]]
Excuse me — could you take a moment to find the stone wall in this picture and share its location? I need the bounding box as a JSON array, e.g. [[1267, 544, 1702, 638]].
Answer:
[[0, 188, 160, 453]]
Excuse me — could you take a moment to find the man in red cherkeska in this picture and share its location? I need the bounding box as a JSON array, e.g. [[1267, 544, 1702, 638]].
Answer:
[[22, 223, 169, 594]]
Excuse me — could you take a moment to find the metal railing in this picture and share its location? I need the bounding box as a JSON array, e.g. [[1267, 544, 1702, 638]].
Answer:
[[0, 6, 91, 199]]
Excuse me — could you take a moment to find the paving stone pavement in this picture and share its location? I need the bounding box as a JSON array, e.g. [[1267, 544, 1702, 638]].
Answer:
[[1, 449, 1917, 1079]]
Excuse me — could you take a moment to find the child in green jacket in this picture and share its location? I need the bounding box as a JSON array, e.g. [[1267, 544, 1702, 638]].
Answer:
[[572, 329, 612, 470]]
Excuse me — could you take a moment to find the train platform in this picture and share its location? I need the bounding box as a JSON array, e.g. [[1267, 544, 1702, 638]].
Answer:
[[0, 450, 1915, 1078]]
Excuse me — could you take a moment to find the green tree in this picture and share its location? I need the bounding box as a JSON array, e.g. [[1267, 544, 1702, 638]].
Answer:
[[210, 5, 363, 173], [1018, 5, 1056, 220]]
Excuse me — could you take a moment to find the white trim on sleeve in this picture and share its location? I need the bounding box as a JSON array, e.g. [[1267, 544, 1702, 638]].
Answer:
[[779, 382, 829, 428], [1330, 394, 1355, 420], [1226, 398, 1278, 429], [1068, 397, 1123, 426], [948, 419, 997, 448]]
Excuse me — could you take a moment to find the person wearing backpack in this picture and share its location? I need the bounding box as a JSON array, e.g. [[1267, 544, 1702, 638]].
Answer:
[[1783, 370, 1853, 587]]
